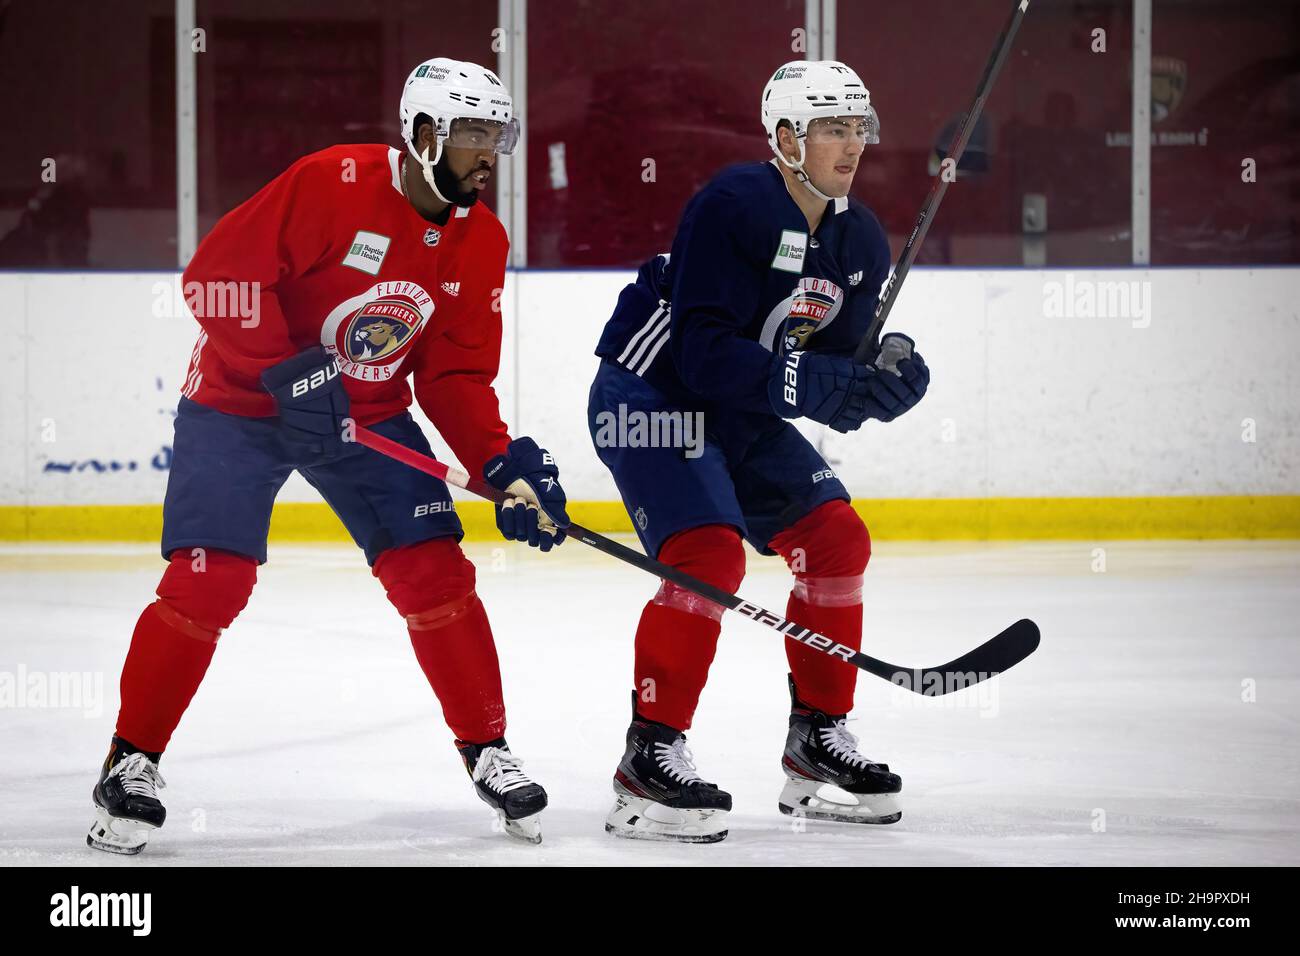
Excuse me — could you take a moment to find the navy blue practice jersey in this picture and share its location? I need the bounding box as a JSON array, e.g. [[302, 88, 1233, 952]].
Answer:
[[594, 160, 891, 417]]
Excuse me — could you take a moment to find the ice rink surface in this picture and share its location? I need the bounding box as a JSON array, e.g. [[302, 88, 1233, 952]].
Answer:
[[1, 537, 1297, 867]]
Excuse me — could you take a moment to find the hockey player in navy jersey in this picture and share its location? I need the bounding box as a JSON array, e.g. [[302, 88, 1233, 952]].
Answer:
[[589, 61, 930, 842]]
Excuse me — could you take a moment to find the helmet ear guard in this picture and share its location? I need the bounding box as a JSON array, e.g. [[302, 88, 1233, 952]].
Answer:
[[408, 112, 447, 165]]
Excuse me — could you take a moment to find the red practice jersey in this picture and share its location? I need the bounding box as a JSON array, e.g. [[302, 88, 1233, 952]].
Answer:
[[179, 143, 511, 475]]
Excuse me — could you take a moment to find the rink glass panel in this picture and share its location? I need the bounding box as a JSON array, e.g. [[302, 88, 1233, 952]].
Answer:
[[7, 1, 1296, 271], [193, 0, 498, 237], [838, 0, 1135, 268], [0, 0, 178, 269], [524, 0, 805, 268], [1149, 0, 1300, 265]]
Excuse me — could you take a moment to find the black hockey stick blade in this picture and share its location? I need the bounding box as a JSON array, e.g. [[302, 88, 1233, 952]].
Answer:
[[856, 618, 1040, 695]]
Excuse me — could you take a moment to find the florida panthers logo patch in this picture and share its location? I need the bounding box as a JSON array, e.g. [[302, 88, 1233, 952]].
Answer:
[[320, 281, 435, 382], [760, 276, 845, 353]]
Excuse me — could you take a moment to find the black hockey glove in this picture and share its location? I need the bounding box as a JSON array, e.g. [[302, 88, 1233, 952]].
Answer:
[[769, 350, 877, 432], [865, 333, 930, 422], [483, 437, 570, 552], [260, 347, 351, 458]]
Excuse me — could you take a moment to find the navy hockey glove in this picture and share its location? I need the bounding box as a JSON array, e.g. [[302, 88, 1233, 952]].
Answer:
[[769, 350, 881, 433], [260, 347, 351, 457], [483, 437, 570, 552], [866, 333, 930, 423]]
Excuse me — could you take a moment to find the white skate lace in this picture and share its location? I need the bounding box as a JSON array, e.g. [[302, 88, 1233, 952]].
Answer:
[[111, 752, 166, 798], [654, 737, 705, 785], [473, 747, 534, 795], [819, 720, 874, 771]]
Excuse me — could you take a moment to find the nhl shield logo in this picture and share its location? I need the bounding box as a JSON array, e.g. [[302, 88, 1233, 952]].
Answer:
[[423, 228, 440, 247]]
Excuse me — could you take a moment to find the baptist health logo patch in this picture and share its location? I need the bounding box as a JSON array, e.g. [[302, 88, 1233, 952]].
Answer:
[[772, 230, 807, 274], [320, 280, 435, 382], [342, 231, 391, 276]]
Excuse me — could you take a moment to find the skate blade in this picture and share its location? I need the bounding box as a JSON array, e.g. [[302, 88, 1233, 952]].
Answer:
[[778, 778, 902, 825], [87, 807, 157, 855], [605, 791, 729, 844], [499, 811, 543, 845]]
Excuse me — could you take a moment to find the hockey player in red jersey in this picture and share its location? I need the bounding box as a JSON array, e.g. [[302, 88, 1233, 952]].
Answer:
[[88, 58, 566, 853]]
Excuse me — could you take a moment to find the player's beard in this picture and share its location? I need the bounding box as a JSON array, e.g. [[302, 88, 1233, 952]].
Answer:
[[431, 153, 481, 208]]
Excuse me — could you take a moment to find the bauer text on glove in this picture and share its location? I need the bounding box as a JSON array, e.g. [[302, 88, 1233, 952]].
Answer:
[[260, 347, 351, 457], [768, 350, 895, 432]]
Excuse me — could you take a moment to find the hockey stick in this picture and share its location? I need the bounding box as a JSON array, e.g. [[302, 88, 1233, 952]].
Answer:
[[853, 0, 1031, 364], [354, 424, 1039, 694]]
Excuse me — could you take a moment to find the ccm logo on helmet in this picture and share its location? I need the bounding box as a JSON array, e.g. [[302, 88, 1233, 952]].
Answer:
[[290, 361, 340, 398]]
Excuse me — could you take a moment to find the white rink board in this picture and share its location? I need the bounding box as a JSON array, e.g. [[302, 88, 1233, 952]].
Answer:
[[0, 268, 1296, 506]]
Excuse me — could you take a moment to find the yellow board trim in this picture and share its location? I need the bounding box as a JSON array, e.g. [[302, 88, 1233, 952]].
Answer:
[[1, 496, 1297, 543]]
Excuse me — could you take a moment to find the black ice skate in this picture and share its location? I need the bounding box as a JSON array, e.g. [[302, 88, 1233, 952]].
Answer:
[[779, 676, 902, 824], [87, 737, 167, 855], [457, 738, 548, 844], [606, 705, 732, 844]]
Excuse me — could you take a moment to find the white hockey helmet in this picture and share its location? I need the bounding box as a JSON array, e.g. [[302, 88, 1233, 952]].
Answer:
[[399, 58, 519, 200], [761, 60, 880, 201]]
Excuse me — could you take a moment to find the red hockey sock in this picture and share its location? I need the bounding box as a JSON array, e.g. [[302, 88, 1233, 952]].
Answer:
[[633, 602, 720, 732], [781, 592, 864, 715], [770, 500, 871, 715], [116, 603, 218, 754], [407, 594, 505, 744], [116, 550, 257, 753], [633, 525, 745, 731], [374, 539, 505, 744]]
